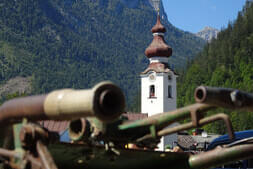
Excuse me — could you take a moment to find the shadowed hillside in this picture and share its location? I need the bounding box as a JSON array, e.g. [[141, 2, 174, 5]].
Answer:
[[0, 0, 204, 107]]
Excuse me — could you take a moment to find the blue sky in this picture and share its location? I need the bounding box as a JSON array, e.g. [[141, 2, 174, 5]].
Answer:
[[162, 0, 247, 33]]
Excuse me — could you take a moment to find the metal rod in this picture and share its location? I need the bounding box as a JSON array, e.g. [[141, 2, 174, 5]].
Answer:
[[195, 86, 253, 112], [159, 113, 234, 140], [119, 103, 212, 130], [0, 148, 20, 159], [37, 141, 58, 169], [0, 95, 47, 126], [0, 82, 125, 126], [189, 144, 253, 169], [137, 113, 235, 142]]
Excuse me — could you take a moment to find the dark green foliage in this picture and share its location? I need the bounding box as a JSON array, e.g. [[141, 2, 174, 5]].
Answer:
[[0, 0, 204, 109], [178, 1, 253, 133]]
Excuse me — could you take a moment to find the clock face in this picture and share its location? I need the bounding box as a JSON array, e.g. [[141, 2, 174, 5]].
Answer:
[[149, 72, 156, 82]]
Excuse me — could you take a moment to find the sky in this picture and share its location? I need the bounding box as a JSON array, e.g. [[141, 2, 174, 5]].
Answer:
[[162, 0, 247, 33]]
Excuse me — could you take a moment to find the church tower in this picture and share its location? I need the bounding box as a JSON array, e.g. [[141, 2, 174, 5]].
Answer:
[[140, 10, 177, 151]]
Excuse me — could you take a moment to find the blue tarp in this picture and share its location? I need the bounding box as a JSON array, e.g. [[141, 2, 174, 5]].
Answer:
[[60, 129, 70, 142], [207, 130, 253, 150]]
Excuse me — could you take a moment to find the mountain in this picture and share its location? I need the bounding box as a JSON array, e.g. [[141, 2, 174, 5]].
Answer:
[[178, 1, 253, 133], [0, 0, 204, 108], [0, 76, 31, 101], [196, 26, 219, 42]]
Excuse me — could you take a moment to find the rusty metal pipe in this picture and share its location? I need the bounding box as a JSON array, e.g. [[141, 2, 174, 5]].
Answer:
[[195, 86, 253, 111], [0, 81, 125, 126], [0, 148, 20, 159], [189, 144, 253, 169], [37, 141, 58, 169], [0, 95, 47, 125], [68, 118, 91, 141], [43, 81, 125, 122]]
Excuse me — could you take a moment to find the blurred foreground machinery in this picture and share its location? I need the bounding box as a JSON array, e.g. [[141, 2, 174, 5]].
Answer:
[[0, 82, 252, 169]]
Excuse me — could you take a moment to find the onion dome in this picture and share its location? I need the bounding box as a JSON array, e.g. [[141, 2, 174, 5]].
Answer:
[[145, 15, 172, 58], [151, 15, 166, 33]]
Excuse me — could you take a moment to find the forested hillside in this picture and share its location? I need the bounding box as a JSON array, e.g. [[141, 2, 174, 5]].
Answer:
[[178, 1, 253, 133], [0, 0, 204, 107]]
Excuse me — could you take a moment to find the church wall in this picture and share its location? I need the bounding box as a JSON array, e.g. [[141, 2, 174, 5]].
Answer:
[[141, 73, 165, 116], [163, 72, 177, 112]]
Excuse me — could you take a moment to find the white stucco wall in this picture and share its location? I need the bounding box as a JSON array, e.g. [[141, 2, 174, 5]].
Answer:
[[141, 70, 178, 151], [141, 72, 165, 116], [163, 73, 177, 112], [141, 71, 177, 115]]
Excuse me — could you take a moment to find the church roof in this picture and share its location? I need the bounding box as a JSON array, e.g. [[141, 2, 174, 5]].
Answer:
[[141, 62, 170, 74], [145, 15, 172, 58], [141, 62, 178, 75], [151, 15, 166, 33]]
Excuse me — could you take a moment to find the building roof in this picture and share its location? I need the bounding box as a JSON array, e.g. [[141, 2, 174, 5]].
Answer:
[[141, 62, 171, 74], [192, 134, 220, 144], [178, 133, 220, 150], [123, 113, 148, 121], [151, 15, 166, 33], [191, 134, 220, 149], [177, 134, 196, 150], [39, 120, 69, 133], [145, 15, 172, 59]]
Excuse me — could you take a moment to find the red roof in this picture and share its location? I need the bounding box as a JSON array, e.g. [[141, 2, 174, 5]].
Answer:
[[151, 15, 166, 33], [39, 120, 69, 133], [123, 113, 148, 121], [145, 15, 172, 58]]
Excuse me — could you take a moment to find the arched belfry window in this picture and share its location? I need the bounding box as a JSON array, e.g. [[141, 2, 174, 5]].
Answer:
[[150, 85, 155, 98], [168, 74, 172, 81]]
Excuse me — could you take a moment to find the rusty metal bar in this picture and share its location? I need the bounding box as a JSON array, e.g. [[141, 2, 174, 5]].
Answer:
[[0, 95, 47, 126], [189, 144, 253, 169], [68, 118, 91, 141], [119, 103, 212, 130], [0, 148, 20, 159], [137, 113, 235, 142], [26, 155, 43, 169], [37, 141, 58, 169], [160, 113, 234, 139], [226, 137, 253, 147], [0, 82, 125, 126], [43, 81, 125, 122], [195, 86, 253, 111]]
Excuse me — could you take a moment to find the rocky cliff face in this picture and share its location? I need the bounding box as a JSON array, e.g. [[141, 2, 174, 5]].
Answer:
[[0, 76, 32, 100], [120, 0, 169, 23], [196, 26, 219, 42], [148, 0, 169, 22]]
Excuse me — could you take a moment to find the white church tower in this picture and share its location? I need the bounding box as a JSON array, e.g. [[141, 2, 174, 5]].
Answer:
[[140, 8, 177, 151]]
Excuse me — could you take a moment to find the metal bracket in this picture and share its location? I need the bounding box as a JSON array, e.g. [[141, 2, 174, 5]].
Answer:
[[150, 125, 157, 139], [137, 113, 235, 142]]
